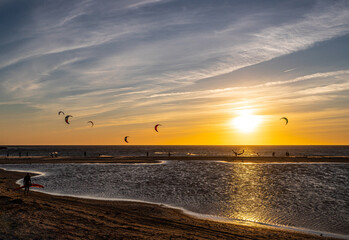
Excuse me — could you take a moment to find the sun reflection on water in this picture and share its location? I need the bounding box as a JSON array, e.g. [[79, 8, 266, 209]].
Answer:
[[222, 164, 272, 225]]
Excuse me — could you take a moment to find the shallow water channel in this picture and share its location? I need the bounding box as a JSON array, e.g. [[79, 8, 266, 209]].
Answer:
[[2, 161, 348, 237]]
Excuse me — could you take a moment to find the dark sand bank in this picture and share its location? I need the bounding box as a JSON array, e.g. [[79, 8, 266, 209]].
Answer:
[[0, 155, 348, 164], [0, 167, 336, 239]]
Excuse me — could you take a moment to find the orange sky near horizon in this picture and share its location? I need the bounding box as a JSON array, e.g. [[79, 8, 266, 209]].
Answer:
[[1, 107, 348, 145]]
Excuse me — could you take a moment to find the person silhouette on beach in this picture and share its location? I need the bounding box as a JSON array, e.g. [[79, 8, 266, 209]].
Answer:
[[23, 173, 31, 195]]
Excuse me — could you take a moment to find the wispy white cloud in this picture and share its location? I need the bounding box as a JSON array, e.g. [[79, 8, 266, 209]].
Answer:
[[125, 0, 169, 9], [148, 70, 349, 98], [265, 70, 349, 86], [298, 82, 349, 95], [284, 68, 296, 73]]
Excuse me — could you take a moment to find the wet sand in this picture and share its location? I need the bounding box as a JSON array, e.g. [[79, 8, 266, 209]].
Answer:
[[0, 159, 340, 239]]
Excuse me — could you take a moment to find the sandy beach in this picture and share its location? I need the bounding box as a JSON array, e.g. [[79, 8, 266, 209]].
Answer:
[[0, 158, 338, 240]]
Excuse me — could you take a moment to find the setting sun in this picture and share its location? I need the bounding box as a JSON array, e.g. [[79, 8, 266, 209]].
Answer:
[[231, 112, 263, 133]]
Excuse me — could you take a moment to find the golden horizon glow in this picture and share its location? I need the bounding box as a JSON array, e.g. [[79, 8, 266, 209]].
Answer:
[[1, 108, 348, 145]]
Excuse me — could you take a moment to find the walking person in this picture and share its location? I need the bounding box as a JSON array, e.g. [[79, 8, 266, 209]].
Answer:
[[23, 173, 31, 195]]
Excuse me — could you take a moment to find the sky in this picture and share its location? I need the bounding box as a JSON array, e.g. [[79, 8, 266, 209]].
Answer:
[[0, 0, 349, 145]]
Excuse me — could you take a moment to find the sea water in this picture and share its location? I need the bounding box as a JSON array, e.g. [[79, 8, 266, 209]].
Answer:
[[1, 160, 348, 237], [1, 145, 349, 157]]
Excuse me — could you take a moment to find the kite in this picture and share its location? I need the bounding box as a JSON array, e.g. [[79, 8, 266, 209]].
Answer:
[[280, 117, 288, 125], [65, 115, 73, 124], [154, 124, 161, 132], [58, 111, 65, 116], [87, 121, 94, 127], [14, 184, 44, 191], [124, 136, 129, 143]]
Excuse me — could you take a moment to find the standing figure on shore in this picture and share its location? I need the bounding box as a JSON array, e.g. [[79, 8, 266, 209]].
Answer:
[[23, 173, 31, 195], [272, 152, 275, 157]]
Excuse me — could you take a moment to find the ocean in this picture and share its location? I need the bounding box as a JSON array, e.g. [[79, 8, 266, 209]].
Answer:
[[1, 145, 349, 157]]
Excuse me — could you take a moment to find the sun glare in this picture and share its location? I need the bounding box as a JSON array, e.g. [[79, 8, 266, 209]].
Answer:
[[231, 112, 262, 133]]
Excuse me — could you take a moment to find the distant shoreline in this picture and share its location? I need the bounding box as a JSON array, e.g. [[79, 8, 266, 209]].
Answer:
[[0, 156, 349, 164]]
